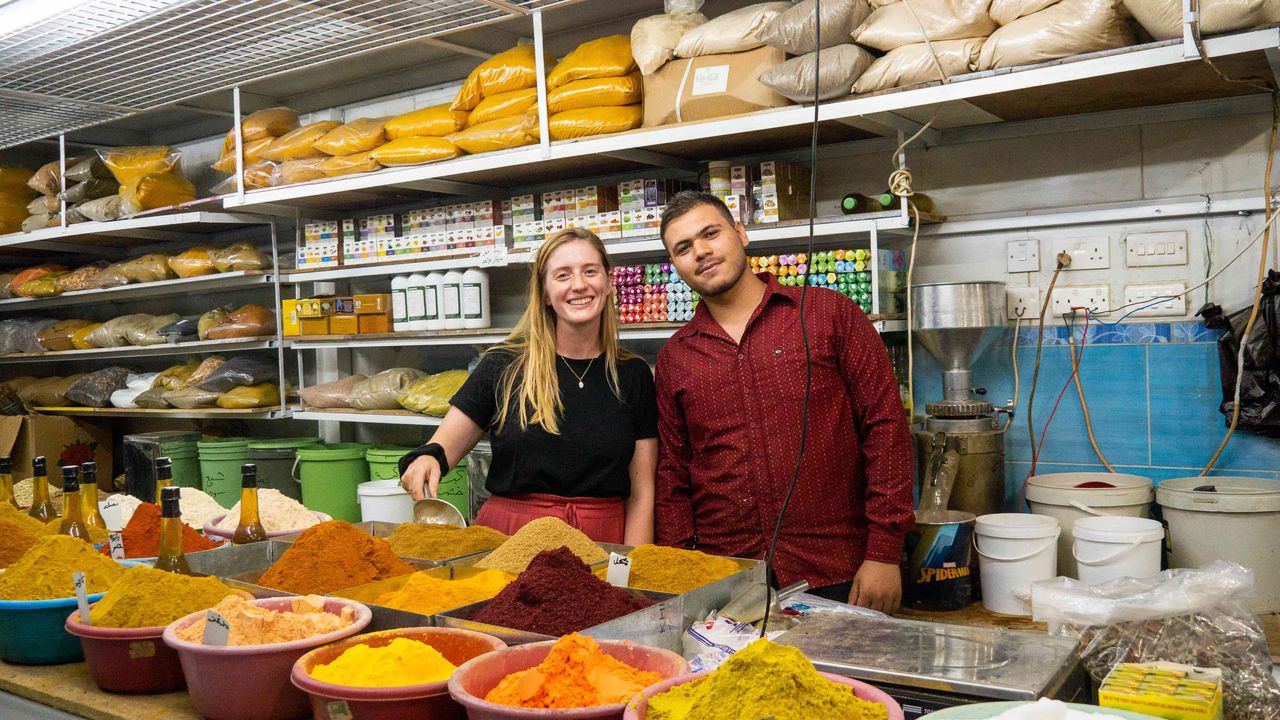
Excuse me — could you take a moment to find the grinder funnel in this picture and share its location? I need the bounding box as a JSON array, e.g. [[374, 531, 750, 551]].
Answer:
[[911, 281, 1007, 403]]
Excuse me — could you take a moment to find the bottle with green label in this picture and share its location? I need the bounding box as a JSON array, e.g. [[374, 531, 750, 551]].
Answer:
[[155, 486, 192, 574], [27, 455, 58, 522], [462, 268, 491, 329], [424, 271, 446, 331], [442, 270, 464, 330], [391, 275, 410, 331], [58, 466, 92, 542], [406, 272, 429, 332]]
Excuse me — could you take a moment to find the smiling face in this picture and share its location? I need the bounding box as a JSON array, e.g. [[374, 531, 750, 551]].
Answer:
[[662, 202, 750, 298], [543, 238, 611, 329]]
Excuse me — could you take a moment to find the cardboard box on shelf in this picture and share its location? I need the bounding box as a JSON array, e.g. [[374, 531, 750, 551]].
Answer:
[[297, 297, 336, 318], [281, 299, 300, 337], [353, 294, 390, 314], [0, 415, 112, 491], [758, 160, 811, 224], [358, 313, 391, 334], [643, 45, 789, 128], [299, 317, 330, 335], [330, 313, 359, 335]]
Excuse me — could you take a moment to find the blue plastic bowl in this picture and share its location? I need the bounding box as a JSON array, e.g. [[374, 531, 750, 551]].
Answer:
[[0, 592, 108, 664]]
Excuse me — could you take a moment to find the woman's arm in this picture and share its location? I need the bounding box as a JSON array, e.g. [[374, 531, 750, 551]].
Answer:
[[400, 406, 485, 501], [623, 438, 657, 546]]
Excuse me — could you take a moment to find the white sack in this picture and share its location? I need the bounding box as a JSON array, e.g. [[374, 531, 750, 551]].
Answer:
[[759, 44, 877, 101], [989, 0, 1062, 24], [853, 0, 997, 52], [633, 10, 709, 75], [675, 2, 792, 57], [759, 0, 874, 54], [1124, 0, 1280, 39], [977, 0, 1134, 70], [853, 38, 983, 93]]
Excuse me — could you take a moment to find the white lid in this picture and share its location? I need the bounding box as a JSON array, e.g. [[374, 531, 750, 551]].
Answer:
[[1157, 476, 1280, 513], [1072, 516, 1165, 543], [975, 513, 1061, 539], [356, 479, 408, 498], [1026, 472, 1153, 507]]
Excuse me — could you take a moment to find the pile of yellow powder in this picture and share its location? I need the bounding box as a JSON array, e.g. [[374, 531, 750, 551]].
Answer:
[[646, 640, 889, 720], [174, 594, 355, 646], [375, 568, 513, 615], [44, 517, 109, 543], [309, 637, 457, 687], [475, 517, 607, 574], [90, 566, 241, 628], [0, 504, 48, 568], [386, 523, 507, 561], [0, 534, 124, 601], [624, 545, 741, 594]]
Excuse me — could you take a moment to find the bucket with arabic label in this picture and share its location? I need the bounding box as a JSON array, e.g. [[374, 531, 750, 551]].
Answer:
[[902, 510, 976, 611]]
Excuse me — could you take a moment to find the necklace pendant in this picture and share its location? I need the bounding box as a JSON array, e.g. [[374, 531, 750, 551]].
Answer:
[[578, 381, 584, 389]]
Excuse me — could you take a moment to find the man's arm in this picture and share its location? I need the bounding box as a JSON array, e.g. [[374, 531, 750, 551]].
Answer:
[[654, 353, 697, 548]]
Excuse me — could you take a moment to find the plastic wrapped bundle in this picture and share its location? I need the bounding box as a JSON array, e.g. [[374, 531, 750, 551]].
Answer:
[[20, 214, 56, 233], [1, 319, 57, 354], [119, 253, 177, 283], [217, 384, 280, 409], [369, 137, 461, 167], [100, 146, 180, 187], [319, 152, 382, 177], [259, 121, 342, 162], [547, 35, 637, 89], [168, 246, 216, 278], [61, 178, 117, 205], [195, 355, 279, 393], [976, 0, 1133, 69], [122, 172, 196, 214], [854, 38, 984, 93], [203, 304, 275, 340], [55, 262, 110, 292], [384, 104, 469, 139], [674, 2, 792, 57], [23, 374, 87, 407], [547, 73, 643, 114], [70, 323, 100, 350], [631, 1, 708, 75], [26, 195, 59, 215], [0, 166, 35, 197], [0, 198, 24, 235], [398, 370, 469, 416], [162, 386, 223, 409], [125, 313, 181, 346], [448, 115, 537, 154], [76, 195, 124, 222], [16, 272, 66, 297], [467, 88, 539, 127], [989, 0, 1063, 24], [451, 44, 538, 112], [541, 106, 644, 141], [759, 44, 876, 102], [154, 360, 200, 390], [66, 367, 133, 408], [234, 107, 300, 142], [110, 371, 163, 409], [65, 156, 110, 183], [84, 314, 155, 348], [348, 368, 428, 410], [36, 319, 96, 352], [134, 386, 171, 409], [299, 375, 366, 409], [760, 0, 874, 54], [211, 243, 270, 273], [185, 356, 227, 387], [210, 137, 274, 174], [1124, 0, 1280, 38], [314, 118, 389, 156], [853, 0, 996, 52], [28, 157, 89, 196], [272, 159, 328, 186], [8, 265, 66, 297]]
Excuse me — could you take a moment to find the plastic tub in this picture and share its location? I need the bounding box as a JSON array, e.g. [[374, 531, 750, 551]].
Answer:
[[623, 671, 905, 720], [1026, 472, 1153, 578], [249, 437, 322, 502], [203, 510, 331, 540], [296, 443, 371, 522], [198, 437, 251, 508], [66, 605, 186, 692], [449, 640, 687, 720], [1158, 476, 1280, 612], [366, 445, 413, 483], [1072, 516, 1164, 586], [292, 627, 506, 720], [973, 513, 1060, 616], [162, 597, 372, 720], [358, 479, 414, 524], [0, 592, 107, 664], [161, 437, 201, 489]]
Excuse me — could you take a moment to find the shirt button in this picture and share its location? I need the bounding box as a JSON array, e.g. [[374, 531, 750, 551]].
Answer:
[[737, 354, 744, 360]]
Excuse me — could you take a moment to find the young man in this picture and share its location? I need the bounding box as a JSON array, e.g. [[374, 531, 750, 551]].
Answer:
[[654, 191, 915, 613]]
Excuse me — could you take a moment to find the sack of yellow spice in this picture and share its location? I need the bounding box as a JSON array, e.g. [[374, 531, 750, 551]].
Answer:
[[91, 566, 242, 628]]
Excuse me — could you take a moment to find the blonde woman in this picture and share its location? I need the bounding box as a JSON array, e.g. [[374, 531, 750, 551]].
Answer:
[[399, 228, 657, 545]]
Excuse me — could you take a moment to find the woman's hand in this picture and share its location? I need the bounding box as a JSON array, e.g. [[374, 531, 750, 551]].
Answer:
[[401, 454, 441, 502]]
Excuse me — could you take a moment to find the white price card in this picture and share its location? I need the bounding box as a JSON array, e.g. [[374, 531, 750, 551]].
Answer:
[[100, 497, 123, 531], [72, 572, 90, 624], [478, 246, 509, 268], [107, 532, 125, 560], [326, 700, 354, 720], [202, 609, 231, 646], [606, 552, 632, 588]]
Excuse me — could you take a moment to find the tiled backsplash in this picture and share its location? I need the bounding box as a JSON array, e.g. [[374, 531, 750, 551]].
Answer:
[[912, 320, 1280, 510]]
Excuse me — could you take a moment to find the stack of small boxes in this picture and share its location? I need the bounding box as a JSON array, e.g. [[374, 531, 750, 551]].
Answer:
[[296, 219, 353, 270], [398, 200, 506, 260], [343, 213, 396, 266], [290, 294, 393, 336], [747, 248, 907, 315], [612, 263, 699, 325], [512, 179, 696, 249], [706, 160, 811, 225], [1099, 662, 1223, 720], [619, 179, 695, 242]]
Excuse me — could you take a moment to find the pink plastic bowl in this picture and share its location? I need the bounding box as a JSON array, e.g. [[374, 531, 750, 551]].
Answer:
[[162, 596, 371, 720], [292, 626, 507, 720], [203, 511, 332, 540], [66, 605, 186, 693], [448, 639, 687, 720], [622, 670, 906, 720]]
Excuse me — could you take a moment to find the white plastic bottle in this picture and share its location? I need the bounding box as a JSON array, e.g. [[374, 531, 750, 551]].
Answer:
[[424, 271, 446, 331], [462, 268, 491, 329], [406, 272, 428, 332], [390, 275, 410, 332], [442, 270, 465, 330]]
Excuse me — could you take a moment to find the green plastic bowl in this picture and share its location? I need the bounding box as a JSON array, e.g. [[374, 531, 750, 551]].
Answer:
[[0, 592, 108, 664]]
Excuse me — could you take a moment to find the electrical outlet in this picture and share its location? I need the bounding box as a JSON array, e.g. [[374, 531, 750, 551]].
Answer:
[[1123, 282, 1187, 317], [1007, 239, 1040, 273], [1051, 236, 1110, 270], [1051, 285, 1111, 316], [1007, 287, 1040, 320], [1126, 231, 1188, 267]]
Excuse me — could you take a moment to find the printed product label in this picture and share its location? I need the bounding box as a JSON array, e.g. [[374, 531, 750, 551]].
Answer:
[[691, 65, 730, 96], [391, 288, 407, 323], [443, 284, 461, 319], [406, 286, 426, 321], [424, 286, 439, 320], [463, 283, 483, 319]]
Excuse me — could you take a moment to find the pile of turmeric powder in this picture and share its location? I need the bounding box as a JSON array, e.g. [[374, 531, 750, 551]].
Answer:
[[90, 566, 241, 628], [0, 505, 47, 568], [0, 535, 123, 600], [623, 544, 741, 594], [373, 568, 513, 615]]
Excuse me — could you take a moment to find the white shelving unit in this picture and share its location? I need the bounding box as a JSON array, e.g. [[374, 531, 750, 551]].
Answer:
[[32, 407, 285, 420], [0, 336, 276, 364], [0, 271, 272, 313], [289, 408, 444, 426]]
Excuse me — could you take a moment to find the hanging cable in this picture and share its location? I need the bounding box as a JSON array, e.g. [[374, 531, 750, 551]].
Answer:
[[896, 118, 937, 418], [1066, 308, 1114, 472], [1025, 254, 1069, 480], [1002, 312, 1023, 433], [1021, 309, 1091, 505]]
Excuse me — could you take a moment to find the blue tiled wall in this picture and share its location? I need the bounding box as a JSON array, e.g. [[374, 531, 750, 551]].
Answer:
[[911, 321, 1280, 510]]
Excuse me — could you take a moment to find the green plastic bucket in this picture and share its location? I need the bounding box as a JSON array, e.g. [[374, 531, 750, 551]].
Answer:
[[365, 445, 414, 483], [197, 437, 249, 509], [438, 460, 470, 519], [295, 443, 370, 522], [248, 437, 322, 502], [159, 438, 200, 490]]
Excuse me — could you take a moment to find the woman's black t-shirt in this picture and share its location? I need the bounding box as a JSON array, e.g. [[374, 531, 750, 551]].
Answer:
[[449, 350, 658, 499]]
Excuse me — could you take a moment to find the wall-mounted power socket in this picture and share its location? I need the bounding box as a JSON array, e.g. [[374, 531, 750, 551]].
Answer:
[[1007, 287, 1040, 320], [1123, 282, 1187, 317], [1051, 236, 1110, 270], [1051, 285, 1111, 316]]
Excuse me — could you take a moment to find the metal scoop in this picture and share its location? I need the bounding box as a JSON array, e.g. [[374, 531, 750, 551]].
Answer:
[[412, 498, 467, 527], [720, 580, 810, 625]]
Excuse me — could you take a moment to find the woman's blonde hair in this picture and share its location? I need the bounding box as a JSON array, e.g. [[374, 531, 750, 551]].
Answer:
[[492, 227, 634, 434]]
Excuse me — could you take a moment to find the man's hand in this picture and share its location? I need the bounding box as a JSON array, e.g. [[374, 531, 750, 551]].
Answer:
[[400, 455, 441, 502], [848, 560, 902, 615]]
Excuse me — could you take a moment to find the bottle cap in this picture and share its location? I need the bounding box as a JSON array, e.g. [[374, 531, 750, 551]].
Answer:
[[33, 456, 45, 475], [61, 465, 80, 493], [241, 463, 258, 488], [161, 486, 181, 517], [155, 456, 172, 481], [80, 461, 96, 481], [0, 456, 10, 474]]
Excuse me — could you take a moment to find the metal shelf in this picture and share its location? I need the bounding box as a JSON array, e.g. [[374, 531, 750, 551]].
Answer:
[[286, 324, 683, 350], [0, 336, 276, 364], [291, 408, 444, 426], [0, 211, 271, 250], [32, 406, 283, 420], [0, 271, 272, 313]]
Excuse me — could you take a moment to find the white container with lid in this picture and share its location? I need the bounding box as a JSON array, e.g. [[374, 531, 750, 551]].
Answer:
[[406, 272, 429, 331], [462, 268, 491, 329], [390, 275, 410, 332], [424, 271, 446, 331], [442, 270, 465, 330]]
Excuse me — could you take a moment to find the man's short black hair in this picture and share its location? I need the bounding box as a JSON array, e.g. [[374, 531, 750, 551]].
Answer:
[[659, 191, 737, 247]]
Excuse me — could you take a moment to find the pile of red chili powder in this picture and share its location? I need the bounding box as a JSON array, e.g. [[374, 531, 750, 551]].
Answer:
[[472, 546, 651, 635], [98, 502, 221, 559]]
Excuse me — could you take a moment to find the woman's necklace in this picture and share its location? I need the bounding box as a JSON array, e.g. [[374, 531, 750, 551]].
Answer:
[[560, 355, 595, 389]]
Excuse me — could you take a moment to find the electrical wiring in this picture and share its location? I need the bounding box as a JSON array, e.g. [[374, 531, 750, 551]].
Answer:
[[897, 119, 937, 420], [1066, 309, 1114, 472], [1025, 256, 1068, 480], [1202, 194, 1214, 308], [1002, 313, 1022, 433], [1021, 309, 1091, 506]]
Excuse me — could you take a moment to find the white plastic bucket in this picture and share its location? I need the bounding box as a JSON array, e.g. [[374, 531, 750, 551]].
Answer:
[[1025, 472, 1153, 579], [1072, 516, 1164, 586], [974, 513, 1060, 616], [356, 479, 414, 524], [1158, 476, 1280, 613]]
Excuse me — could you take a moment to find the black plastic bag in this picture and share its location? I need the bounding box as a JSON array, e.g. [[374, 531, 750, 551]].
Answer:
[[194, 355, 278, 393], [66, 366, 133, 408], [1199, 269, 1280, 437]]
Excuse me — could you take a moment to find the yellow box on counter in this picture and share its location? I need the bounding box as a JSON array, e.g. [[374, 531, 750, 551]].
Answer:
[[296, 297, 336, 318], [298, 317, 330, 335], [281, 299, 300, 337], [1100, 662, 1222, 720], [353, 294, 391, 314], [329, 313, 359, 335]]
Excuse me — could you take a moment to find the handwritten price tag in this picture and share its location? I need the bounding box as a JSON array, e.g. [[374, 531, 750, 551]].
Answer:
[[107, 532, 125, 560], [478, 246, 509, 268], [72, 572, 90, 624], [326, 700, 354, 720], [101, 497, 123, 531], [202, 609, 231, 646], [605, 552, 632, 588]]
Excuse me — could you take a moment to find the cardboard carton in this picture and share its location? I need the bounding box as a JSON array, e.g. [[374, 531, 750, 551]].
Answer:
[[0, 415, 112, 490], [643, 46, 789, 127]]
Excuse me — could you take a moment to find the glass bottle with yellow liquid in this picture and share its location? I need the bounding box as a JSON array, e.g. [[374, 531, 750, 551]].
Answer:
[[232, 464, 267, 546], [0, 456, 16, 509], [58, 466, 92, 542], [154, 456, 172, 504], [80, 461, 106, 529], [154, 486, 191, 574], [27, 455, 58, 522]]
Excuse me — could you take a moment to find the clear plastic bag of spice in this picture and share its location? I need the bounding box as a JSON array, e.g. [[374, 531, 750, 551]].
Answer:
[[1032, 561, 1280, 720]]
